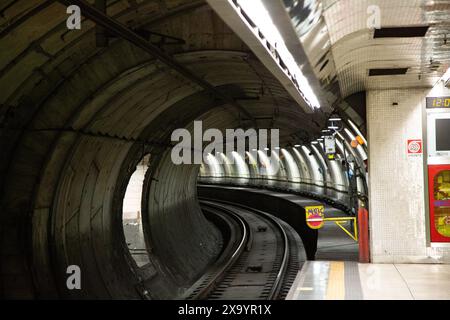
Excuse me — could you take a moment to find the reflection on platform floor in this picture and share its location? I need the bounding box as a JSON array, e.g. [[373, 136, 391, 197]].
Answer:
[[288, 261, 450, 300]]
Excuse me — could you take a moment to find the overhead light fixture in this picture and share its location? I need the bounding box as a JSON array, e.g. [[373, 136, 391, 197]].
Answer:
[[274, 147, 280, 150], [294, 144, 301, 148], [233, 0, 321, 110], [329, 118, 342, 121], [322, 129, 330, 133], [264, 148, 270, 151], [317, 138, 324, 141], [311, 141, 319, 145], [328, 126, 339, 130]]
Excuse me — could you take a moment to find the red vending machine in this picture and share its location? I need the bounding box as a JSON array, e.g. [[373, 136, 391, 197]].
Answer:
[[428, 165, 450, 242], [426, 97, 450, 243]]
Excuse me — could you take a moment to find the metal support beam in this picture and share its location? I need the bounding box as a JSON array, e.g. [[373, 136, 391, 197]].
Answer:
[[58, 0, 257, 127]]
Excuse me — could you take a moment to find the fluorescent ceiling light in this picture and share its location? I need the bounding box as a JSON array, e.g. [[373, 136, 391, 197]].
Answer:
[[329, 118, 342, 121], [236, 0, 320, 109], [294, 144, 301, 148], [328, 126, 339, 130]]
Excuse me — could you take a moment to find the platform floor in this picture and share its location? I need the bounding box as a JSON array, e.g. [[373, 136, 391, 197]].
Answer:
[[316, 222, 358, 261], [287, 261, 450, 300]]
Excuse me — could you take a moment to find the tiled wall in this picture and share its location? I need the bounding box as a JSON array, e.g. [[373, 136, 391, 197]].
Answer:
[[367, 87, 450, 263]]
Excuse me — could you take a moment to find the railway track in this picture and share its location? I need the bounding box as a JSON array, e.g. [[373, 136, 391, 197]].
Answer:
[[183, 199, 304, 300]]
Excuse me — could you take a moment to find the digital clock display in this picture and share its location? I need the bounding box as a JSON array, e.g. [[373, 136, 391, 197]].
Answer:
[[427, 96, 450, 108]]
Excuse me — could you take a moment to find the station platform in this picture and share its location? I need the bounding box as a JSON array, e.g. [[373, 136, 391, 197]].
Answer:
[[287, 261, 450, 300]]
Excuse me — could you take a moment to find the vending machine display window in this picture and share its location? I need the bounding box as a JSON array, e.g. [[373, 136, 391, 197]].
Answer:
[[427, 113, 450, 160], [429, 167, 450, 242], [435, 119, 450, 152]]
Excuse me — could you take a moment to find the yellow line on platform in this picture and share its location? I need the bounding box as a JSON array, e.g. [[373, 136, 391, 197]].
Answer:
[[325, 261, 345, 300]]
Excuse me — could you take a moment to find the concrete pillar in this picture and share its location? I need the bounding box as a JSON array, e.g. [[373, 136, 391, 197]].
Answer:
[[367, 87, 450, 263]]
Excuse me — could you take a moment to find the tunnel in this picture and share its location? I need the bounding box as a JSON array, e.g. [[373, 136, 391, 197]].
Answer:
[[1, 0, 450, 302]]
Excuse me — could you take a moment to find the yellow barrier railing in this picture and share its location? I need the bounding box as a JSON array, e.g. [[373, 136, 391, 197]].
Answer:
[[323, 217, 358, 241]]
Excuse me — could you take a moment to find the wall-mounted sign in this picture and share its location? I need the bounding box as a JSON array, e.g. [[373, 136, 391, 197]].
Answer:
[[407, 139, 422, 156], [324, 136, 336, 155], [426, 96, 450, 109], [305, 205, 325, 229]]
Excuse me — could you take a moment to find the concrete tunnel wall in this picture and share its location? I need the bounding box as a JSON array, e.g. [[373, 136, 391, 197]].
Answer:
[[24, 49, 239, 299], [1, 43, 288, 298]]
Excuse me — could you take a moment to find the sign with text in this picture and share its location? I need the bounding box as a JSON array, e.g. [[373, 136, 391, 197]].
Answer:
[[407, 139, 422, 157], [324, 136, 336, 155], [305, 205, 325, 229]]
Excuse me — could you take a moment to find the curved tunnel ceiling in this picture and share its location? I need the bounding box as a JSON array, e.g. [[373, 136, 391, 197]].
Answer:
[[284, 0, 450, 98]]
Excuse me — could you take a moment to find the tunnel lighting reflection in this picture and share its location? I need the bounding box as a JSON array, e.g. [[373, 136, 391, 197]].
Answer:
[[257, 150, 278, 176], [232, 151, 250, 176], [281, 149, 300, 181], [236, 0, 321, 109], [442, 67, 450, 83], [205, 153, 223, 176], [348, 119, 368, 146], [246, 151, 258, 166]]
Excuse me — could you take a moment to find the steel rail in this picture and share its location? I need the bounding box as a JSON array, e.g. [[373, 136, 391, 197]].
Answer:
[[182, 205, 249, 300], [198, 199, 290, 300]]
